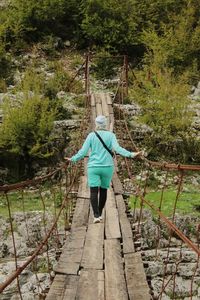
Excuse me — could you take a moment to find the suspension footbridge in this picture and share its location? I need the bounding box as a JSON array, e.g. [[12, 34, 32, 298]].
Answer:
[[0, 57, 200, 300]]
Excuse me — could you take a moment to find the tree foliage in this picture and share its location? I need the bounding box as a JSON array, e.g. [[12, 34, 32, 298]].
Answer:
[[81, 0, 139, 53], [0, 94, 56, 158]]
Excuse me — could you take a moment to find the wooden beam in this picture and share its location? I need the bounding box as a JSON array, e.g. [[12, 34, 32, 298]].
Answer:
[[76, 270, 104, 300], [105, 239, 128, 300], [81, 223, 104, 269]]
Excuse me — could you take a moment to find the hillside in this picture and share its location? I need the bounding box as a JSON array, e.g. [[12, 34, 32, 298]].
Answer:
[[0, 0, 200, 183]]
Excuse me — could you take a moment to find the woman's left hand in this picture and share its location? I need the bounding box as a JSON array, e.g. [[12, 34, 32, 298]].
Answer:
[[64, 157, 71, 162]]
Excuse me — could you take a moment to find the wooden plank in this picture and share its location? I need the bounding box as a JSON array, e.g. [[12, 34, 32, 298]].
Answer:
[[116, 195, 135, 253], [107, 188, 116, 207], [55, 227, 86, 275], [112, 172, 123, 195], [46, 274, 79, 300], [96, 102, 103, 116], [88, 204, 94, 224], [123, 237, 135, 254], [120, 215, 135, 254], [91, 106, 96, 130], [108, 104, 114, 114], [105, 93, 112, 105], [105, 189, 121, 239], [81, 222, 104, 269], [71, 175, 90, 228], [91, 94, 96, 106], [71, 198, 90, 229], [95, 93, 102, 104], [76, 270, 104, 300], [77, 176, 90, 199], [84, 157, 88, 176], [124, 253, 150, 300], [105, 239, 128, 300], [116, 195, 126, 214], [109, 113, 114, 132], [101, 94, 110, 117]]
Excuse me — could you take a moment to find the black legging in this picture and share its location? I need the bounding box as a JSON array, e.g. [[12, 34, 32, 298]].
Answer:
[[90, 187, 107, 218]]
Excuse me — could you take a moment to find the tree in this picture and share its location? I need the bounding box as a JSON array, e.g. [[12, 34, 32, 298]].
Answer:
[[81, 0, 139, 53], [141, 1, 200, 78], [0, 93, 57, 171]]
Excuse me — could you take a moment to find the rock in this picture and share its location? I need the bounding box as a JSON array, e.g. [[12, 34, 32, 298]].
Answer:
[[20, 273, 49, 292], [54, 119, 80, 130], [64, 40, 71, 47], [114, 103, 142, 116], [0, 0, 9, 8], [193, 88, 200, 97]]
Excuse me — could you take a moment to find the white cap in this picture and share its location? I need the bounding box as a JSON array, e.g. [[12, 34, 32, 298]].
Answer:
[[95, 115, 107, 126]]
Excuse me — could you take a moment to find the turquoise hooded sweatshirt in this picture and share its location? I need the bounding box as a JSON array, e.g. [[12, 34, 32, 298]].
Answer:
[[71, 130, 135, 167]]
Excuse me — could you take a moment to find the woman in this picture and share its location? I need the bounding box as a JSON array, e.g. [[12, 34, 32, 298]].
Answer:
[[65, 115, 143, 223]]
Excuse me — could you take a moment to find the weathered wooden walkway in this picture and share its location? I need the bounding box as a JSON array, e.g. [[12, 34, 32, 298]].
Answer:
[[46, 93, 151, 300]]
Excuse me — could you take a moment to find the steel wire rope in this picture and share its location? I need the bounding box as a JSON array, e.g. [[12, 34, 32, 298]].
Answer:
[[50, 178, 62, 248], [21, 189, 45, 297], [172, 240, 184, 299], [0, 162, 78, 293], [155, 170, 169, 259], [39, 187, 51, 276], [5, 192, 23, 300], [0, 55, 91, 295], [113, 56, 200, 299], [190, 224, 200, 299], [21, 189, 31, 245], [159, 170, 184, 299]]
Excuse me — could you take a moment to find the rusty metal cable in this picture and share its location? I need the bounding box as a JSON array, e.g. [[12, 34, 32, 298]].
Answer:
[[0, 163, 78, 293], [39, 188, 51, 275], [140, 196, 200, 256], [5, 193, 23, 300], [190, 225, 200, 299]]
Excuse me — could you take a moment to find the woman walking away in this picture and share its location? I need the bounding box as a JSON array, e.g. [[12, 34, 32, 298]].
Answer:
[[65, 115, 143, 224]]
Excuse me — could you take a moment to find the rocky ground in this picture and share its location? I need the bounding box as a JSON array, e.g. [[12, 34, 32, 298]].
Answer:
[[127, 207, 200, 300], [0, 209, 68, 299]]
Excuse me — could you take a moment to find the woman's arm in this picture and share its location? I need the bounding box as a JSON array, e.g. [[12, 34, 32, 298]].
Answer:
[[65, 133, 91, 162], [112, 133, 143, 158]]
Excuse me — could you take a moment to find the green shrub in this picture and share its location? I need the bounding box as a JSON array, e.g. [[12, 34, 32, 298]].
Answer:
[[0, 93, 56, 158], [44, 61, 84, 98], [91, 50, 122, 80]]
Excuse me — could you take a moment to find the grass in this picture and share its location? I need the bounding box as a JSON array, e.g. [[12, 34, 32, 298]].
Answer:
[[129, 188, 200, 217], [0, 188, 67, 218]]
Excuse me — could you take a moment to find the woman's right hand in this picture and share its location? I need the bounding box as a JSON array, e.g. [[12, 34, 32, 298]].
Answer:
[[133, 151, 145, 158]]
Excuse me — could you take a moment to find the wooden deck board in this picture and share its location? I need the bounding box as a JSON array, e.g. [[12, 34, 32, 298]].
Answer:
[[105, 93, 112, 105], [91, 94, 96, 106], [81, 223, 104, 269], [47, 92, 150, 300], [91, 106, 97, 130], [46, 274, 79, 300], [105, 189, 121, 239], [112, 171, 123, 195], [77, 176, 90, 199], [116, 195, 135, 253], [54, 227, 86, 275], [124, 253, 150, 300], [105, 239, 128, 300], [71, 198, 90, 229], [76, 270, 104, 300], [115, 195, 126, 214], [101, 94, 110, 117]]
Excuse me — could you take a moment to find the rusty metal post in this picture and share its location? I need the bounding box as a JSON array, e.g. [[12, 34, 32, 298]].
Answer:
[[85, 53, 90, 106], [124, 55, 128, 97]]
